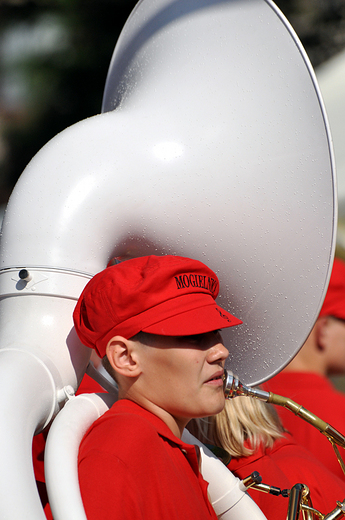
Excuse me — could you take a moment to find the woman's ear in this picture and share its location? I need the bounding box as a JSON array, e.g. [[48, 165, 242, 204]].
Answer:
[[315, 315, 330, 352], [106, 336, 141, 378]]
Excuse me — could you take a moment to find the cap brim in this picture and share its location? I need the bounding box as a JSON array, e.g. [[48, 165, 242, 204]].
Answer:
[[142, 302, 242, 336]]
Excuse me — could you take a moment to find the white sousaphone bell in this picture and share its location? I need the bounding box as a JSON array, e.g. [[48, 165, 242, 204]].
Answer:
[[0, 0, 336, 518]]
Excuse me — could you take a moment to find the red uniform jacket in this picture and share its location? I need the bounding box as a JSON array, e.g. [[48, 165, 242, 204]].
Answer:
[[228, 434, 345, 520], [78, 399, 218, 520], [263, 371, 345, 480]]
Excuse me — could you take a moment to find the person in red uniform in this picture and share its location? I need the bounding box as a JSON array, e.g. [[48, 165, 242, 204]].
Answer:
[[190, 396, 345, 520], [263, 257, 345, 480], [73, 255, 243, 520]]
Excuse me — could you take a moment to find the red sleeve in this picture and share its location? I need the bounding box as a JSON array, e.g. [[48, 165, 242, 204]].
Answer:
[[32, 431, 47, 482], [76, 373, 105, 394]]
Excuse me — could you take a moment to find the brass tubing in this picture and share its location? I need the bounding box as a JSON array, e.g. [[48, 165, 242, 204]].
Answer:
[[223, 370, 345, 449], [287, 483, 303, 520], [300, 503, 324, 519], [267, 393, 345, 449], [323, 501, 345, 520]]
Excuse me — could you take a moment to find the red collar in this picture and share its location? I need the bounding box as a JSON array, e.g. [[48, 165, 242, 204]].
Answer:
[[109, 399, 199, 464]]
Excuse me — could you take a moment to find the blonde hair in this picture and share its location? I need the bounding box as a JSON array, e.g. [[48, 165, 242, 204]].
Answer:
[[189, 396, 285, 458]]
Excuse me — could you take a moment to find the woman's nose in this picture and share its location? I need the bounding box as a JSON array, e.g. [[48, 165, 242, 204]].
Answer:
[[207, 341, 229, 363]]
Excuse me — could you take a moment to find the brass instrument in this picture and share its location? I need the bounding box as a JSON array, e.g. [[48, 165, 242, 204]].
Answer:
[[223, 369, 345, 520]]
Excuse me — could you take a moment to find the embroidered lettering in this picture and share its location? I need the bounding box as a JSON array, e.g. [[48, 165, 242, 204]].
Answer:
[[175, 275, 185, 289], [174, 273, 218, 294]]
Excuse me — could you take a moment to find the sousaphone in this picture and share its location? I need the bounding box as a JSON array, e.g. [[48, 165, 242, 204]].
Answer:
[[0, 0, 336, 518]]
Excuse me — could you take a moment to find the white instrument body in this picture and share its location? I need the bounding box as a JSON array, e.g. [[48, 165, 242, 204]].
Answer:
[[0, 0, 336, 518]]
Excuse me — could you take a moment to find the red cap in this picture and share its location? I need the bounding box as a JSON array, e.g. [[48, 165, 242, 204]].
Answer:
[[73, 255, 242, 358], [319, 257, 345, 321]]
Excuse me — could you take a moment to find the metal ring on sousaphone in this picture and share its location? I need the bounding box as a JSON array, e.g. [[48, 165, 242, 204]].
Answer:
[[101, 0, 336, 386]]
